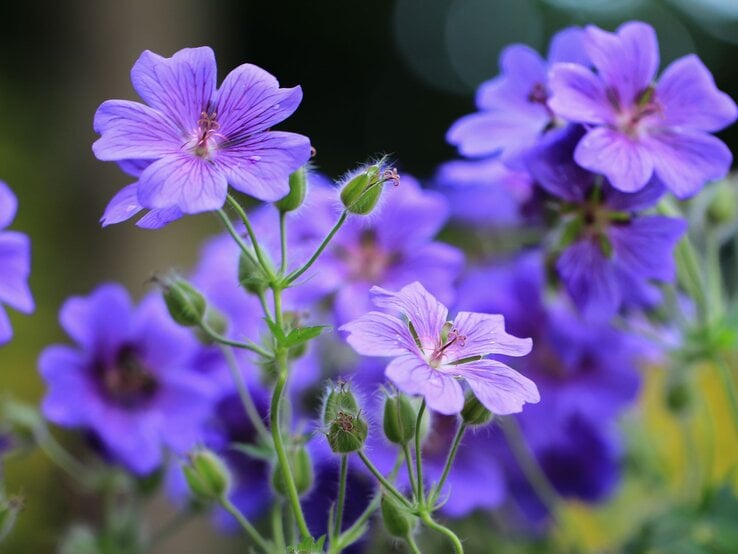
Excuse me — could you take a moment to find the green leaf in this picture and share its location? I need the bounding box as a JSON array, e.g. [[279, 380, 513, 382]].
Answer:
[[264, 318, 286, 342], [283, 325, 330, 348], [288, 535, 326, 553]]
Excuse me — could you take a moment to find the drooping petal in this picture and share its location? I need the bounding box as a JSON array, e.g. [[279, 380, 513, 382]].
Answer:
[[447, 110, 547, 159], [548, 63, 615, 125], [0, 232, 33, 313], [557, 238, 621, 321], [96, 409, 163, 475], [0, 306, 11, 345], [130, 47, 217, 132], [136, 206, 184, 229], [574, 127, 653, 193], [216, 63, 303, 138], [584, 22, 659, 105], [643, 129, 733, 199], [450, 359, 539, 415], [656, 54, 738, 133], [0, 181, 18, 230], [370, 282, 447, 351], [217, 131, 310, 202], [339, 311, 418, 357], [449, 311, 532, 360], [101, 183, 143, 226], [92, 100, 182, 161], [137, 154, 228, 213], [548, 27, 588, 66], [604, 177, 665, 212], [39, 345, 95, 426], [386, 354, 464, 415]]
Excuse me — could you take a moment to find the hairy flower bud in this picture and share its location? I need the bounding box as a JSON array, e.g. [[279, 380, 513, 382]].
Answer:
[[160, 273, 206, 327], [238, 252, 270, 295], [322, 379, 359, 426], [340, 160, 399, 215], [383, 394, 416, 445], [272, 442, 314, 497], [324, 379, 367, 453], [380, 494, 416, 538], [276, 166, 308, 212], [183, 449, 231, 502], [461, 393, 493, 427]]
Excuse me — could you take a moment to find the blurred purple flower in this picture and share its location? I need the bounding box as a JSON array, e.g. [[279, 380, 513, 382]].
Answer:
[[93, 47, 311, 215], [0, 181, 33, 344], [39, 284, 215, 475], [549, 21, 737, 198], [447, 27, 587, 169], [529, 126, 686, 320], [340, 282, 538, 415]]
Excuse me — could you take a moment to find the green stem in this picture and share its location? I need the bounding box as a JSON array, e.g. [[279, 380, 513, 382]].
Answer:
[[287, 211, 348, 284], [147, 508, 194, 552], [406, 533, 422, 554], [271, 351, 312, 541], [36, 428, 92, 485], [715, 355, 738, 439], [431, 423, 467, 507], [219, 345, 271, 444], [420, 512, 463, 554], [257, 290, 274, 322], [200, 321, 272, 359], [226, 194, 275, 281], [220, 496, 271, 552], [356, 451, 413, 509], [334, 455, 349, 537], [272, 501, 286, 553], [402, 443, 417, 501], [415, 400, 426, 507], [215, 209, 259, 267], [279, 210, 288, 275]]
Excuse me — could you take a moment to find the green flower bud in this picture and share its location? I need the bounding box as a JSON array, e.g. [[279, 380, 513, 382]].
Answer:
[[340, 161, 400, 215], [1, 398, 43, 444], [383, 394, 416, 445], [327, 411, 368, 454], [322, 379, 360, 426], [183, 449, 231, 501], [160, 274, 206, 327], [380, 494, 416, 538], [272, 442, 314, 497], [461, 393, 493, 427], [238, 252, 270, 295], [59, 525, 100, 554], [276, 166, 308, 212], [707, 180, 737, 224]]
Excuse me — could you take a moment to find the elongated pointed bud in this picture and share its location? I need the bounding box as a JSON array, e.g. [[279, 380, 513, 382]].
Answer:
[[272, 442, 313, 497], [380, 494, 416, 538], [461, 393, 493, 427], [183, 449, 231, 502], [383, 394, 416, 445], [276, 166, 308, 212], [238, 252, 270, 295], [340, 160, 399, 215], [160, 273, 206, 327]]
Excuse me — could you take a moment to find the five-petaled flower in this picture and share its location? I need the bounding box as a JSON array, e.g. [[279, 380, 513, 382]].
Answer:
[[340, 282, 539, 415], [548, 21, 738, 198], [93, 47, 311, 216]]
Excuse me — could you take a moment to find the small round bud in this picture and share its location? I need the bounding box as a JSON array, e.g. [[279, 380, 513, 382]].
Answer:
[[272, 442, 314, 497], [276, 166, 308, 212], [327, 411, 368, 454], [183, 449, 231, 502], [59, 525, 99, 554], [339, 161, 400, 215], [160, 274, 206, 327], [707, 180, 737, 224], [383, 394, 416, 445], [238, 252, 270, 295], [380, 494, 416, 538], [461, 393, 493, 427], [322, 379, 359, 426]]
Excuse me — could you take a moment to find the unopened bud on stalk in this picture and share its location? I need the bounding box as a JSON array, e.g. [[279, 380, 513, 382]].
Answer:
[[380, 494, 416, 538], [183, 449, 231, 502], [461, 393, 493, 427], [383, 393, 416, 445], [276, 166, 308, 212], [340, 160, 400, 215], [272, 442, 314, 496], [160, 273, 206, 327], [238, 252, 270, 295], [323, 379, 367, 453]]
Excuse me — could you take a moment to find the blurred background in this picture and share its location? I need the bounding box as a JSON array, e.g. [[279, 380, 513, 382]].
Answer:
[[2, 0, 738, 551]]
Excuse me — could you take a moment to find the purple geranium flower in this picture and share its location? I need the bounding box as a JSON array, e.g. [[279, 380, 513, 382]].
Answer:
[[39, 284, 215, 475], [340, 282, 538, 415], [548, 21, 737, 198], [447, 27, 587, 168], [93, 47, 311, 215], [0, 181, 33, 344], [529, 126, 686, 320], [286, 174, 464, 324]]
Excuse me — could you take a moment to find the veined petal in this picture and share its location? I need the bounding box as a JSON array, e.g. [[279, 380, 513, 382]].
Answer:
[[449, 311, 532, 360], [0, 181, 18, 230], [137, 154, 228, 213], [217, 131, 310, 202], [216, 63, 303, 137], [447, 109, 547, 158], [101, 183, 143, 226], [370, 282, 447, 351], [339, 311, 417, 357], [136, 206, 184, 229], [386, 355, 464, 415], [657, 54, 738, 133], [450, 359, 539, 415], [130, 47, 217, 132], [644, 129, 732, 199], [574, 127, 653, 193], [0, 232, 33, 313], [93, 100, 182, 160], [548, 63, 615, 124]]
